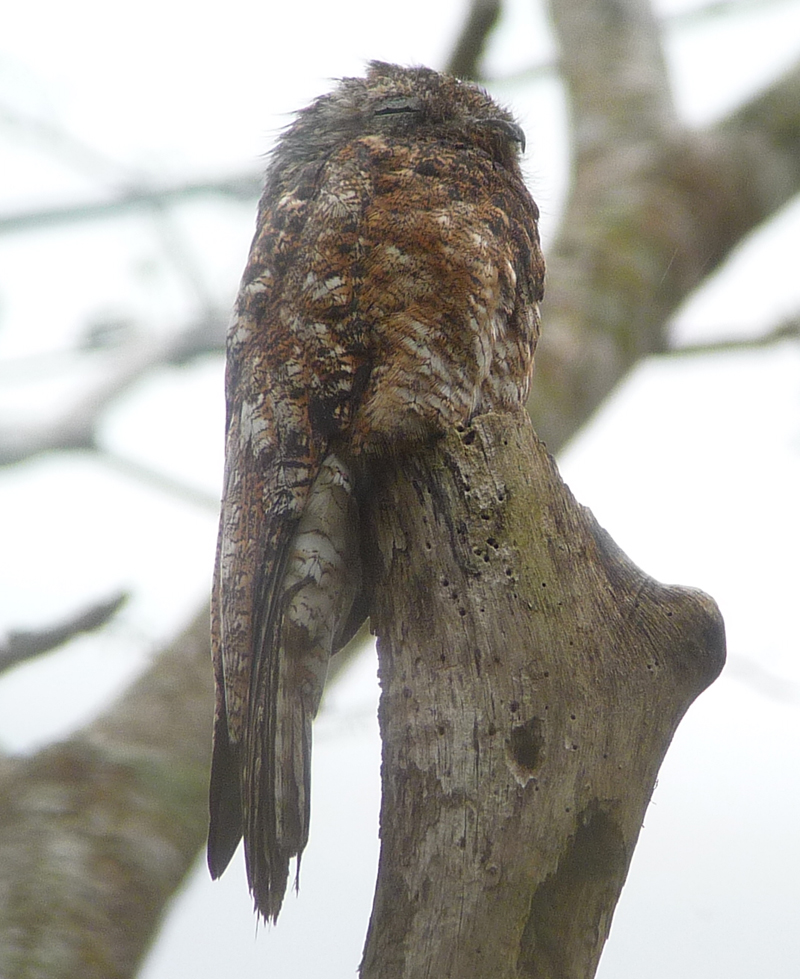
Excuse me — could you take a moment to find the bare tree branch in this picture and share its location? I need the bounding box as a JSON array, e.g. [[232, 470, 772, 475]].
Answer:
[[528, 0, 800, 452], [484, 0, 797, 85], [1, 101, 253, 314], [0, 606, 214, 979], [713, 59, 800, 215], [528, 0, 679, 449], [0, 102, 142, 184], [0, 592, 128, 675], [0, 316, 226, 467], [668, 315, 800, 357], [98, 450, 220, 511], [446, 0, 502, 80], [0, 172, 262, 235], [671, 0, 797, 28]]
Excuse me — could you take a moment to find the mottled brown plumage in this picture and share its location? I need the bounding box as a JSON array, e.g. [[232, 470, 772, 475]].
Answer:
[[208, 61, 545, 921]]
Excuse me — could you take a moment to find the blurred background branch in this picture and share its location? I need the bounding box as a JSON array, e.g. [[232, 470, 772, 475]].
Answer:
[[0, 172, 262, 234], [0, 592, 128, 675]]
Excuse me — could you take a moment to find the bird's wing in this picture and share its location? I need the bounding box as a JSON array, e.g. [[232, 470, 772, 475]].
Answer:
[[207, 150, 373, 919], [207, 276, 324, 893]]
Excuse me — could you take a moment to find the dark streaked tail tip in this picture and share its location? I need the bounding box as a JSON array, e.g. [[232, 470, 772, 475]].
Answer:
[[247, 846, 292, 924]]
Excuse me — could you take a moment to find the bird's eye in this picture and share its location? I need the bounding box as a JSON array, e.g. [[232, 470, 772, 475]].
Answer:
[[374, 97, 423, 117], [504, 122, 526, 153]]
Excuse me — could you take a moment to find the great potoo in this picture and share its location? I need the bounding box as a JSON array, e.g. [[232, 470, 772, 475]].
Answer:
[[207, 60, 545, 922]]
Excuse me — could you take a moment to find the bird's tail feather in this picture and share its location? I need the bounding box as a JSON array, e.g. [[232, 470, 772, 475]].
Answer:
[[243, 451, 361, 921]]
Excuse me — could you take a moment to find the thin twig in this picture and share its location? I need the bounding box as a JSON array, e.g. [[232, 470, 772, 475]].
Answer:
[[0, 173, 263, 235], [98, 450, 220, 512], [0, 316, 226, 467], [0, 592, 129, 674], [1, 102, 255, 315], [667, 316, 800, 357]]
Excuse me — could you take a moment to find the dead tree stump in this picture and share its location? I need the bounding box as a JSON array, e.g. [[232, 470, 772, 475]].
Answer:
[[360, 410, 725, 979]]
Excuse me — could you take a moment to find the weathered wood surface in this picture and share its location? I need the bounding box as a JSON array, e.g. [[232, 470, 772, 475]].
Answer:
[[360, 410, 724, 979]]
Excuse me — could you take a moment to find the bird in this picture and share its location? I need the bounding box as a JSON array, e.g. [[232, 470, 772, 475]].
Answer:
[[207, 60, 546, 922]]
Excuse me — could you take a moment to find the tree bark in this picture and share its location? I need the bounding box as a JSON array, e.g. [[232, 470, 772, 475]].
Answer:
[[360, 411, 724, 978], [0, 609, 213, 979]]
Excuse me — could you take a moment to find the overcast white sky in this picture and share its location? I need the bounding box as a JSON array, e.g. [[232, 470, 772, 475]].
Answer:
[[1, 1, 800, 976]]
